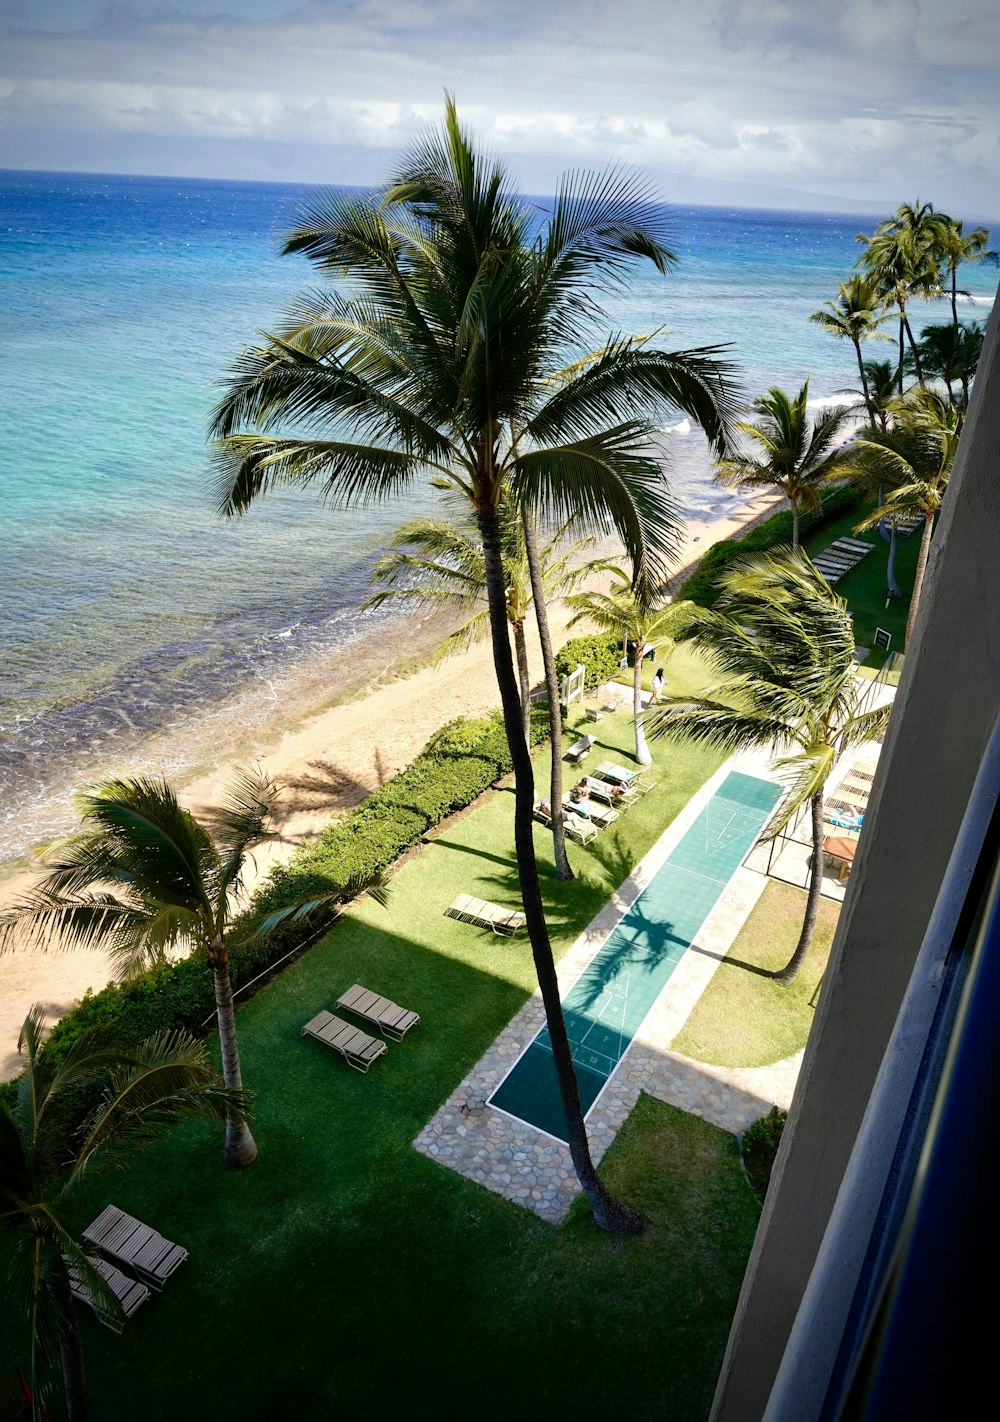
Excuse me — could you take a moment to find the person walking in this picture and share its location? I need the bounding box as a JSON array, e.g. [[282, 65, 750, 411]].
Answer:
[[650, 667, 666, 704]]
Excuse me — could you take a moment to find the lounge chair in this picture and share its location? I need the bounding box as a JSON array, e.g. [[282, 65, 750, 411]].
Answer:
[[444, 893, 526, 936], [581, 774, 635, 808], [593, 759, 639, 786], [67, 1254, 151, 1330], [563, 733, 595, 763], [533, 800, 597, 845], [82, 1205, 187, 1290], [301, 1011, 388, 1072], [336, 983, 420, 1040], [562, 794, 619, 829]]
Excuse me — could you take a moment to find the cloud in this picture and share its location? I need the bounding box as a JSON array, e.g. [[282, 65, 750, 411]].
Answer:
[[0, 0, 997, 214]]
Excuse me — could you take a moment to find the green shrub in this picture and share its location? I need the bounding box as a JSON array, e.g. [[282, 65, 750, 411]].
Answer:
[[37, 705, 550, 1069], [679, 485, 864, 608], [555, 633, 622, 687], [742, 1106, 788, 1202]]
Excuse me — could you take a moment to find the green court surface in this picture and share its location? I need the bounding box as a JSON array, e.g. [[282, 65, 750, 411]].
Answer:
[[489, 771, 781, 1142]]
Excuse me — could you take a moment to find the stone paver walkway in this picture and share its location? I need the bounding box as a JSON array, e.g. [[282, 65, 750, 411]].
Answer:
[[414, 753, 806, 1225]]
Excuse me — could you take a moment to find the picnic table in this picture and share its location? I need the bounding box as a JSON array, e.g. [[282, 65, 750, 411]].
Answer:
[[824, 835, 858, 882]]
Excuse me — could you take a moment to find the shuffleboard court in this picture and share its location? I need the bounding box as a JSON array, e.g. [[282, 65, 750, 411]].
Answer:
[[488, 770, 781, 1142]]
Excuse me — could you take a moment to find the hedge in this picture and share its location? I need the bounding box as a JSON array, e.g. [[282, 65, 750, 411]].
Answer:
[[31, 705, 551, 1070], [742, 1106, 788, 1202], [678, 485, 865, 608], [554, 632, 622, 687]]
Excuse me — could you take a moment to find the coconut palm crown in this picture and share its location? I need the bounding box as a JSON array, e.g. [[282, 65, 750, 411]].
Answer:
[[714, 381, 854, 547], [648, 550, 891, 983], [0, 769, 280, 1169], [208, 98, 742, 1232], [809, 275, 892, 425], [1, 1009, 244, 1422]]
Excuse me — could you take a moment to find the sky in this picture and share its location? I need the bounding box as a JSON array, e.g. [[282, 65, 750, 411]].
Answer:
[[1, 0, 999, 216]]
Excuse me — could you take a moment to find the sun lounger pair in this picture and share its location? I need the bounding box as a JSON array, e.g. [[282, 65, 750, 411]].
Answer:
[[69, 1203, 188, 1330], [580, 774, 637, 808], [533, 800, 597, 844], [593, 761, 657, 795], [814, 537, 875, 585], [445, 892, 526, 936], [302, 982, 420, 1072]]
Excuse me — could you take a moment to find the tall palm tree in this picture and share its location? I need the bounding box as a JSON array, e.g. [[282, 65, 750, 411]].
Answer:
[[209, 98, 741, 1230], [0, 769, 279, 1169], [809, 274, 891, 424], [857, 202, 941, 389], [849, 388, 963, 648], [649, 551, 891, 983], [1, 1008, 244, 1422], [917, 321, 985, 406], [929, 214, 996, 328], [364, 499, 592, 744], [566, 565, 697, 766], [714, 382, 854, 548]]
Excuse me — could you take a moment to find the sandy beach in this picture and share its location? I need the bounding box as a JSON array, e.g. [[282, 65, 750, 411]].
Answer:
[[0, 491, 782, 1079]]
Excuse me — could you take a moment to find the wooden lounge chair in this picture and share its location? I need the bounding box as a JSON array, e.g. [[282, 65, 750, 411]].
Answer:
[[301, 1011, 388, 1072], [83, 1205, 187, 1290], [833, 536, 875, 553], [67, 1254, 151, 1330], [533, 801, 597, 845], [336, 983, 419, 1041], [444, 893, 526, 936]]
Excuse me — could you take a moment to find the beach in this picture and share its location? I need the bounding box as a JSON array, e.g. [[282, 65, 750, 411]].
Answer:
[[0, 489, 783, 1079]]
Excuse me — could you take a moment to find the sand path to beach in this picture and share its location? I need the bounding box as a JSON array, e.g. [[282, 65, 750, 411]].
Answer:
[[0, 493, 781, 1079]]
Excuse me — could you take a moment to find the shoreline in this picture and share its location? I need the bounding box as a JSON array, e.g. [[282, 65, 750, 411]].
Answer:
[[0, 489, 783, 1079]]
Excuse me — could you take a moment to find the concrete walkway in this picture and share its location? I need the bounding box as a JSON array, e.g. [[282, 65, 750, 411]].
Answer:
[[414, 753, 806, 1225]]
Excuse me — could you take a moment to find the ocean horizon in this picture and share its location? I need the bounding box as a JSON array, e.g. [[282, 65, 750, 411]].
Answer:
[[2, 168, 996, 864]]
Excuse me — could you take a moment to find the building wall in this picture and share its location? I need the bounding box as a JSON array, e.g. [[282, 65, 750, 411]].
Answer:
[[710, 296, 1000, 1422]]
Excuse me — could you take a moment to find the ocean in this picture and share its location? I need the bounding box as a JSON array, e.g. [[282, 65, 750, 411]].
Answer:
[[1, 169, 996, 863]]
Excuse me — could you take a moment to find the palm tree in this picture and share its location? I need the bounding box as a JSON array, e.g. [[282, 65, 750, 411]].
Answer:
[[364, 499, 592, 744], [856, 202, 941, 389], [649, 551, 891, 983], [917, 321, 985, 406], [714, 382, 854, 548], [565, 565, 696, 766], [0, 770, 279, 1169], [849, 388, 963, 648], [209, 98, 741, 1231], [1, 1008, 244, 1422], [929, 215, 996, 328], [810, 275, 891, 424]]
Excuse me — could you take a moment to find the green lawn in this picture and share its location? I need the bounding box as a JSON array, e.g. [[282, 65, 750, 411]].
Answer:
[[2, 714, 766, 1421], [671, 881, 839, 1068], [802, 503, 920, 667]]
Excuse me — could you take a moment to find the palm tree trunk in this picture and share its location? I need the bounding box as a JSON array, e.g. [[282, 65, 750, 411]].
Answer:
[[790, 500, 800, 551], [885, 521, 901, 599], [209, 941, 258, 1168], [522, 510, 572, 881], [632, 641, 652, 766], [513, 621, 531, 747], [903, 310, 924, 383], [49, 1262, 91, 1422], [854, 337, 876, 424], [897, 312, 906, 393], [476, 503, 641, 1234], [951, 266, 959, 329], [773, 792, 826, 984], [905, 511, 935, 649]]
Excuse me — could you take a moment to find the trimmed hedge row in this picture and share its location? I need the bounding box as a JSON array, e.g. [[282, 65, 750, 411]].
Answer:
[[554, 632, 622, 687], [678, 485, 865, 608], [34, 705, 552, 1069]]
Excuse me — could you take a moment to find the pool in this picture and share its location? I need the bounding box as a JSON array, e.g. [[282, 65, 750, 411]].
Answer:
[[488, 770, 781, 1142]]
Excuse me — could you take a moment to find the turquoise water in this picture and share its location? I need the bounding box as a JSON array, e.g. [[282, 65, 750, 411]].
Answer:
[[488, 771, 782, 1142], [1, 169, 995, 858]]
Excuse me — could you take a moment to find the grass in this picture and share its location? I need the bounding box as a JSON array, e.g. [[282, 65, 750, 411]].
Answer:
[[671, 881, 840, 1068], [1, 713, 765, 1421], [801, 502, 921, 667]]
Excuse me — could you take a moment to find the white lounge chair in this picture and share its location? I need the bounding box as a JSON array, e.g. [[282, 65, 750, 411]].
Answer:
[[336, 983, 420, 1040], [533, 800, 597, 845], [67, 1254, 151, 1330], [83, 1205, 187, 1290], [444, 893, 526, 936], [301, 1011, 388, 1072]]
